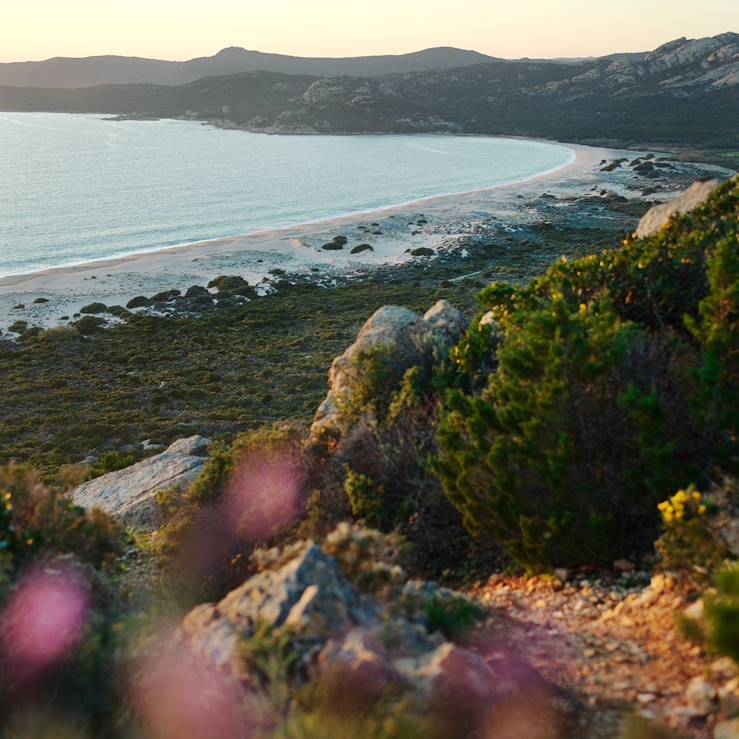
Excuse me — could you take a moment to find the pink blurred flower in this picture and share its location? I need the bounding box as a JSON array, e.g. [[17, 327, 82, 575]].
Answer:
[[224, 450, 303, 543], [1, 565, 91, 680], [130, 638, 259, 739]]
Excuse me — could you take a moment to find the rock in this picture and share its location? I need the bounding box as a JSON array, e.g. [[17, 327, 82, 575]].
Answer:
[[684, 599, 706, 623], [423, 300, 467, 345], [719, 678, 739, 718], [141, 439, 166, 452], [32, 297, 49, 304], [635, 179, 720, 238], [715, 719, 739, 739], [151, 289, 181, 303], [321, 242, 344, 250], [350, 243, 374, 254], [185, 285, 210, 298], [410, 247, 434, 257], [182, 543, 377, 672], [318, 629, 401, 700], [126, 295, 152, 309], [686, 676, 717, 714], [67, 436, 210, 528], [614, 558, 635, 572], [310, 301, 467, 438]]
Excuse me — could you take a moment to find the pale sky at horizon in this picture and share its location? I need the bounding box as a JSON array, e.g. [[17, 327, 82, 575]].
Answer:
[[2, 0, 737, 64]]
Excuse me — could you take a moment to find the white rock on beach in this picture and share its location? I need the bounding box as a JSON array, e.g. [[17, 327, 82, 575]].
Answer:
[[635, 179, 720, 238], [67, 435, 210, 527]]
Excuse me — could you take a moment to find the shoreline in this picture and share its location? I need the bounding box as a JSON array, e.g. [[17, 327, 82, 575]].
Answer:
[[1, 139, 730, 333], [0, 138, 579, 288]]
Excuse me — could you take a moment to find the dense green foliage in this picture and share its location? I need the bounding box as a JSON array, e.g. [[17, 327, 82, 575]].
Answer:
[[434, 179, 738, 569]]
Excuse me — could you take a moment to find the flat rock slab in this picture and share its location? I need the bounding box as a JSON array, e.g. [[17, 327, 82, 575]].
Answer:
[[67, 436, 210, 528]]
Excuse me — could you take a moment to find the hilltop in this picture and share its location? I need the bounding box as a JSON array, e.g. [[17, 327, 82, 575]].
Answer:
[[1, 33, 736, 148]]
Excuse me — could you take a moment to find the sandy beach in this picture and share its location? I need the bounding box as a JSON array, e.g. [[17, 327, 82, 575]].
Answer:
[[0, 141, 727, 332]]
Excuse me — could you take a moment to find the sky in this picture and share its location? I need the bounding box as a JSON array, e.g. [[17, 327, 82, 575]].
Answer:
[[2, 0, 737, 63]]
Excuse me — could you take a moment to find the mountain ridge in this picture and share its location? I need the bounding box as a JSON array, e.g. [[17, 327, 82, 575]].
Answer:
[[0, 46, 499, 88], [1, 34, 735, 148]]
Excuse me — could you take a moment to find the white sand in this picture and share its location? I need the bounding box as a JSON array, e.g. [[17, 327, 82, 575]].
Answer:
[[0, 142, 651, 330]]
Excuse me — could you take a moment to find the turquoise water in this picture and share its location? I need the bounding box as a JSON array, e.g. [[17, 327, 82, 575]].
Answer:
[[0, 113, 575, 277]]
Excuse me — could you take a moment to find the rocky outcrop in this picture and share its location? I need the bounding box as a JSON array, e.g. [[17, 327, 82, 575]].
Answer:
[[310, 300, 466, 438], [67, 436, 209, 527], [635, 179, 721, 238], [180, 524, 554, 727]]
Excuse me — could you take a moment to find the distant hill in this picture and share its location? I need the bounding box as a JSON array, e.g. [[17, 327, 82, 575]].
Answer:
[[1, 34, 736, 148], [0, 46, 498, 88]]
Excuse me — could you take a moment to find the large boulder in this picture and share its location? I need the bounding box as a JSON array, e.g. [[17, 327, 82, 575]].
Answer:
[[635, 179, 720, 238], [67, 436, 210, 528], [311, 300, 466, 438], [181, 542, 379, 672], [178, 525, 561, 734]]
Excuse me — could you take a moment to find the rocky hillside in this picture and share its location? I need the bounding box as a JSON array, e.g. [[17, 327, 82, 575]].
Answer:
[[1, 34, 736, 147]]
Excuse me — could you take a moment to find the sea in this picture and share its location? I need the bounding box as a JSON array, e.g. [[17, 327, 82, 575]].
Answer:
[[0, 112, 575, 277]]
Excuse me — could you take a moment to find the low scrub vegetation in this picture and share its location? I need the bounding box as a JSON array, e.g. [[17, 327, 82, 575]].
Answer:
[[433, 179, 738, 569]]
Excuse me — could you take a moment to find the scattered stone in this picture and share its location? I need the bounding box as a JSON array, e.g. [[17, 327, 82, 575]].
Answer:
[[185, 285, 210, 298], [686, 676, 717, 714], [151, 289, 181, 303], [80, 302, 107, 315], [350, 244, 374, 254], [32, 297, 49, 304], [410, 247, 434, 257]]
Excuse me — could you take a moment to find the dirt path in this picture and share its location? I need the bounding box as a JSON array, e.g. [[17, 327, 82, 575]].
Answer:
[[468, 572, 730, 738]]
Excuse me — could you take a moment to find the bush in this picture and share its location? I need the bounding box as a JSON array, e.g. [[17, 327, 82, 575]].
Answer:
[[74, 315, 105, 335], [306, 367, 494, 579], [433, 179, 738, 570], [654, 486, 726, 580], [155, 423, 306, 601], [0, 463, 122, 592], [80, 302, 107, 315]]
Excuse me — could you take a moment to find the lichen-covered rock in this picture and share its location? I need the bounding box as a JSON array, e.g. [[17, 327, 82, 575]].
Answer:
[[67, 436, 210, 527], [635, 179, 720, 238], [311, 301, 467, 438], [181, 543, 379, 671]]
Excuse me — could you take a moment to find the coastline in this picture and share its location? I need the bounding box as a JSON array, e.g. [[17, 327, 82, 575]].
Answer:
[[1, 139, 729, 332], [0, 140, 585, 291]]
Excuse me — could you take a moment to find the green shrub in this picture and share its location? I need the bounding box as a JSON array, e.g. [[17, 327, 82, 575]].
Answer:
[[705, 563, 739, 665], [654, 486, 726, 579], [74, 315, 105, 335], [433, 179, 737, 570], [80, 302, 107, 315], [425, 595, 485, 640], [0, 463, 122, 592]]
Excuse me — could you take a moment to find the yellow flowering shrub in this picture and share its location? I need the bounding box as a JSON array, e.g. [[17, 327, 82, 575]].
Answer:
[[655, 485, 726, 579]]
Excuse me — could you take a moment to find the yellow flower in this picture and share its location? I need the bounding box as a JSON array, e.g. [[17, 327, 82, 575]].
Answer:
[[579, 303, 587, 315], [4, 502, 12, 511], [698, 505, 707, 515], [672, 490, 690, 506], [26, 538, 34, 546], [2, 491, 10, 500], [692, 491, 702, 502]]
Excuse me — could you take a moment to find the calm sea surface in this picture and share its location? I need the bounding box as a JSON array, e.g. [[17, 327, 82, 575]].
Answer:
[[0, 113, 575, 277]]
